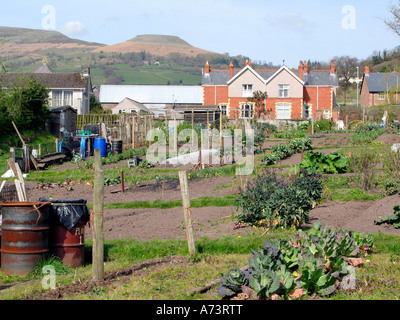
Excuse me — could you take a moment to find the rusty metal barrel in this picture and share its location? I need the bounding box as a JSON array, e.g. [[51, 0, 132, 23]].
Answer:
[[50, 218, 86, 268], [0, 202, 49, 275], [40, 198, 90, 268]]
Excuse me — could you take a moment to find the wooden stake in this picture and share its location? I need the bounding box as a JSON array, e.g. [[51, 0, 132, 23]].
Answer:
[[0, 181, 6, 194], [174, 113, 177, 154], [12, 121, 25, 146], [14, 180, 24, 202], [15, 162, 28, 201], [120, 170, 124, 193], [191, 109, 194, 149], [92, 149, 104, 281], [178, 170, 196, 256], [132, 116, 135, 149], [219, 112, 223, 149]]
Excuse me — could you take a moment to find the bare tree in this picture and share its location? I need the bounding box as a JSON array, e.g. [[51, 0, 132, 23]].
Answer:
[[385, 1, 400, 37], [332, 55, 359, 104]]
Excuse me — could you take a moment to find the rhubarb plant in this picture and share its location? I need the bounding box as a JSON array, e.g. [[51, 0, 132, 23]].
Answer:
[[374, 205, 400, 229], [218, 222, 374, 300]]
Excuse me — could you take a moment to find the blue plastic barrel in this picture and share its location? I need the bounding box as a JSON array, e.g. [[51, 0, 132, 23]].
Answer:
[[94, 138, 107, 157]]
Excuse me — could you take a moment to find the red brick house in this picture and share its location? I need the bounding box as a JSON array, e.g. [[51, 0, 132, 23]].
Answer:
[[360, 66, 400, 107], [202, 60, 339, 121]]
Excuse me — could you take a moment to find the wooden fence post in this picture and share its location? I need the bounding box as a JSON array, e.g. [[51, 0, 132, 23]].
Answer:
[[132, 116, 135, 149], [219, 112, 223, 149], [191, 109, 195, 149], [178, 170, 196, 256], [174, 113, 177, 154], [92, 149, 104, 281]]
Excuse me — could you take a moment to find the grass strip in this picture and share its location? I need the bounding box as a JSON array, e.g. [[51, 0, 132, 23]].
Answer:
[[96, 195, 238, 210]]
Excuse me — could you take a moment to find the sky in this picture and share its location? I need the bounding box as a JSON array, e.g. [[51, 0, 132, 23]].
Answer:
[[1, 0, 399, 68]]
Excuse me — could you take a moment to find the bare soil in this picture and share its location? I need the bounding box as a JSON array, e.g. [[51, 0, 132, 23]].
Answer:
[[11, 132, 400, 300], [23, 132, 400, 241]]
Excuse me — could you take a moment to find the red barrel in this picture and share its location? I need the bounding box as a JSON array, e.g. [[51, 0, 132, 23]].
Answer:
[[50, 218, 86, 268], [0, 202, 49, 275], [43, 199, 89, 268]]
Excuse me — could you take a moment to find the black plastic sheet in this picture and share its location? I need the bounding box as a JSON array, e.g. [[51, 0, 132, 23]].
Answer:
[[39, 198, 90, 230]]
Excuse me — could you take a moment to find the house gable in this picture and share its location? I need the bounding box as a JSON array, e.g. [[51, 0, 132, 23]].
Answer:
[[228, 68, 267, 98], [265, 65, 304, 86], [227, 65, 266, 85], [266, 67, 304, 98]]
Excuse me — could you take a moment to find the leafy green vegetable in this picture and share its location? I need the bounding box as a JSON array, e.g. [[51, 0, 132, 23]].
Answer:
[[300, 151, 349, 174], [236, 169, 323, 228], [218, 222, 374, 300], [375, 204, 400, 228]]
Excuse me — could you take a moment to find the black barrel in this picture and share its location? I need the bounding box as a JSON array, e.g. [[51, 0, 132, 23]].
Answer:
[[111, 139, 123, 154]]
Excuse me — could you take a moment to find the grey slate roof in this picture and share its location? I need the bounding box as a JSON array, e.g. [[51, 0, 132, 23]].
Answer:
[[303, 71, 339, 87], [202, 68, 338, 87], [0, 72, 89, 89], [364, 73, 400, 92], [33, 63, 56, 74]]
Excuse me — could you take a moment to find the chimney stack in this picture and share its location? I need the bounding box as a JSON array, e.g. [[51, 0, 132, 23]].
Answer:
[[248, 59, 253, 68], [303, 60, 308, 75], [204, 61, 210, 75], [298, 61, 304, 80], [364, 65, 370, 76], [82, 66, 90, 77], [229, 61, 234, 79], [330, 60, 336, 75]]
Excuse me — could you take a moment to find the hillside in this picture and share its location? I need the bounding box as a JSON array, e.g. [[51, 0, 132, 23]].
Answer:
[[0, 27, 274, 87], [92, 34, 214, 57], [0, 27, 238, 86], [0, 26, 103, 45], [0, 26, 104, 60]]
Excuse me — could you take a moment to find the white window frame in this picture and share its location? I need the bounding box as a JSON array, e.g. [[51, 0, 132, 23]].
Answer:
[[240, 103, 254, 119], [323, 110, 330, 119], [279, 84, 290, 98], [303, 105, 311, 119], [220, 104, 228, 116], [118, 109, 126, 114], [276, 103, 291, 120], [378, 92, 386, 101], [52, 90, 62, 106], [242, 84, 253, 97], [52, 90, 74, 107]]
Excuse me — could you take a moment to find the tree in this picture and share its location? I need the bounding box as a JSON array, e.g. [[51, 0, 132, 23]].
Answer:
[[332, 55, 359, 104], [89, 94, 107, 114], [385, 1, 400, 37], [247, 90, 268, 119], [0, 75, 50, 134]]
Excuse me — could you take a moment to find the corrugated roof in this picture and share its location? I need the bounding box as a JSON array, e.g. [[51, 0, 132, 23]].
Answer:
[[100, 85, 203, 104], [365, 73, 400, 92]]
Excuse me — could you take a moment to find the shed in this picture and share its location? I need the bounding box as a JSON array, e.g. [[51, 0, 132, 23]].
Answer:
[[46, 105, 77, 139], [172, 105, 220, 126]]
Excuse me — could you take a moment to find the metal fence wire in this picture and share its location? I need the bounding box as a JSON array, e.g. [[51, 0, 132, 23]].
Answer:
[[0, 184, 18, 202]]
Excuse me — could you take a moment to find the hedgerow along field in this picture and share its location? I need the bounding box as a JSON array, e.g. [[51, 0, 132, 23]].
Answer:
[[2, 120, 400, 300]]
